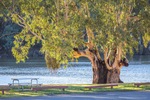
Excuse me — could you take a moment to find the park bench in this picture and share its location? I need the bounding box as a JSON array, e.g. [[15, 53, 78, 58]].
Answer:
[[0, 85, 11, 95], [9, 78, 41, 90], [134, 82, 150, 87], [84, 83, 118, 90], [31, 85, 68, 92], [9, 83, 42, 91]]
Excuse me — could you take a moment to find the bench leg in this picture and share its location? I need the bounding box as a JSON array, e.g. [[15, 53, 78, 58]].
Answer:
[[2, 90, 4, 95], [111, 86, 113, 89], [32, 88, 38, 92], [88, 88, 92, 91]]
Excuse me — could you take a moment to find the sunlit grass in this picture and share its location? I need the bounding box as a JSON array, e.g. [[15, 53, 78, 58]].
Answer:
[[0, 83, 150, 98]]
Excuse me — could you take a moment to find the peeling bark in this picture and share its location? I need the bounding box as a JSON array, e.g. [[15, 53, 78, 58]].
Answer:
[[91, 58, 128, 84], [107, 68, 120, 83], [92, 60, 108, 84]]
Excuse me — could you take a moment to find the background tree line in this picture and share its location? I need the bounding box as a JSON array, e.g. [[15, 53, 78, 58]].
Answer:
[[0, 18, 43, 58], [0, 19, 150, 58]]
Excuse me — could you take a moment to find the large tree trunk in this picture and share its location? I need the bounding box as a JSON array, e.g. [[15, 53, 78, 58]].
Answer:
[[73, 48, 124, 84], [91, 57, 122, 84], [73, 48, 127, 84], [92, 60, 107, 84], [106, 68, 120, 83]]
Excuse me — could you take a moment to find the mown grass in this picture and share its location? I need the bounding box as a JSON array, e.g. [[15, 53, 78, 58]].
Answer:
[[0, 83, 150, 98]]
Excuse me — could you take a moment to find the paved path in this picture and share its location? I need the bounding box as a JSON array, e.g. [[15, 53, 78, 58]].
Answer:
[[0, 91, 150, 100]]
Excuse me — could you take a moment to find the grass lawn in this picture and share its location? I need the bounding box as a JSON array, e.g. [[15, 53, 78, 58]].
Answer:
[[0, 83, 150, 98]]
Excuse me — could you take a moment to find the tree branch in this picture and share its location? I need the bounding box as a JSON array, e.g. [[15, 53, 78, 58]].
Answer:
[[15, 14, 44, 41], [64, 0, 69, 21], [85, 26, 102, 60], [0, 32, 16, 39], [127, 16, 140, 22], [118, 44, 122, 61], [104, 48, 113, 70], [86, 26, 94, 49], [112, 44, 122, 68], [85, 1, 90, 17], [54, 0, 60, 23], [73, 48, 101, 67], [95, 47, 102, 60], [73, 48, 89, 58]]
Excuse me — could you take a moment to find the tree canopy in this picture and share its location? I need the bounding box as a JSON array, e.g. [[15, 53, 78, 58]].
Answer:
[[0, 0, 150, 69]]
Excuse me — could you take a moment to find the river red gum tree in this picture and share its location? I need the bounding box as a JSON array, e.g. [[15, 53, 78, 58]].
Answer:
[[73, 27, 129, 84], [1, 0, 149, 84]]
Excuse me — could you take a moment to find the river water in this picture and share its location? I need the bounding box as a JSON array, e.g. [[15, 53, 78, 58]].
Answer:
[[0, 55, 150, 85]]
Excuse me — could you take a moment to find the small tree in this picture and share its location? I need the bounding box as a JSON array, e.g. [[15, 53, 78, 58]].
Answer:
[[0, 0, 149, 83]]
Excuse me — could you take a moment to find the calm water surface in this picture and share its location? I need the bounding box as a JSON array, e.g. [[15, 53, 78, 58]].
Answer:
[[0, 56, 150, 85]]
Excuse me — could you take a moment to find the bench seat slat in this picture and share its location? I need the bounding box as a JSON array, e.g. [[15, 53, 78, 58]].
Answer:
[[84, 84, 118, 90], [134, 82, 150, 87], [32, 86, 68, 91]]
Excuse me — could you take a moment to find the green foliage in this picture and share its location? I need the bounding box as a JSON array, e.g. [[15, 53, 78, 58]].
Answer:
[[45, 53, 60, 70], [0, 0, 149, 69], [93, 0, 150, 57]]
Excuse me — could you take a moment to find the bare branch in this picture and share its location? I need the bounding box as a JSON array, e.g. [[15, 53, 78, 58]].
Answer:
[[85, 1, 90, 17], [28, 30, 43, 41], [95, 47, 102, 60], [17, 23, 25, 28], [64, 0, 69, 21], [0, 1, 8, 10], [107, 49, 111, 59], [85, 27, 102, 60], [112, 48, 118, 68], [54, 0, 60, 23], [112, 44, 122, 68], [127, 16, 140, 22], [118, 44, 122, 61], [73, 48, 89, 58], [104, 48, 113, 70], [17, 14, 26, 23], [86, 27, 94, 49], [0, 32, 16, 39]]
